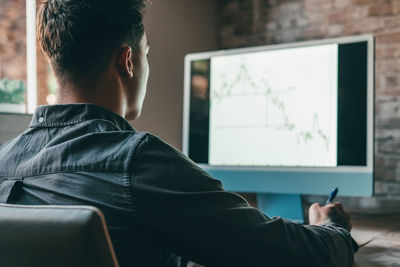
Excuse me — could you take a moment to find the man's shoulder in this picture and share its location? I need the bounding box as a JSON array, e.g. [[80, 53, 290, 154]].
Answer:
[[0, 129, 166, 177], [117, 131, 162, 149], [128, 132, 185, 158]]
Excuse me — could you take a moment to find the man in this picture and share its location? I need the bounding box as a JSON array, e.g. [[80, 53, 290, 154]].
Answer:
[[0, 0, 357, 266]]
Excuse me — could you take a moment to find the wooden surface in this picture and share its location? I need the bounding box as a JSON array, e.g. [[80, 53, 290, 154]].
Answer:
[[352, 214, 400, 267]]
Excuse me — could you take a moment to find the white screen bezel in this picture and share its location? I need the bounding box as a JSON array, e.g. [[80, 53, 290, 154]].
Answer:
[[182, 34, 374, 174]]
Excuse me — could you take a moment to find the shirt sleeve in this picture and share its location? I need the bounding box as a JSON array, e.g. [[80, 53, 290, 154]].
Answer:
[[129, 133, 357, 267]]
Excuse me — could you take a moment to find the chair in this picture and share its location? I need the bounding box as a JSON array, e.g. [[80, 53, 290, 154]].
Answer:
[[0, 204, 119, 267]]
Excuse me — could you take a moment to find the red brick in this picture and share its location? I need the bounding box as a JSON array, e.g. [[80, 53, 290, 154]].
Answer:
[[376, 32, 400, 44], [0, 0, 27, 81], [369, 4, 393, 16], [376, 46, 400, 59], [351, 0, 375, 5], [326, 9, 353, 24]]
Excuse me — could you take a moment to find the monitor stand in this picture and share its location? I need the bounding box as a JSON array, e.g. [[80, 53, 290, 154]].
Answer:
[[256, 193, 304, 223]]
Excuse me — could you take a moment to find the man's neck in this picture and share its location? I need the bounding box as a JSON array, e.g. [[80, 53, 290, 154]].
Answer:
[[55, 78, 126, 118]]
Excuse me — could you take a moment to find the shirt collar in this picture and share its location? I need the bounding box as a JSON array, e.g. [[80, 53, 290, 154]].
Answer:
[[29, 103, 134, 131]]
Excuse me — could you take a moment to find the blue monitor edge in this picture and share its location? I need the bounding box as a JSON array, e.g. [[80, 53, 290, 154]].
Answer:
[[182, 35, 374, 222]]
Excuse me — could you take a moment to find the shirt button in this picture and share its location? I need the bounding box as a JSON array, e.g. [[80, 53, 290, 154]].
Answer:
[[39, 117, 44, 123]]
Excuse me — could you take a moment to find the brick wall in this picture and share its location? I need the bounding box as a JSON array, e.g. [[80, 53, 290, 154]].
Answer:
[[217, 0, 400, 204], [1, 0, 52, 107], [0, 0, 27, 83]]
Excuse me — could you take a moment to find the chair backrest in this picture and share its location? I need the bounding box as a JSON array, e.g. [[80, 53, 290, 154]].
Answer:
[[0, 204, 119, 267]]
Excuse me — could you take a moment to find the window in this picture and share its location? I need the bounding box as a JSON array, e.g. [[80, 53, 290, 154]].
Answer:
[[0, 0, 56, 114]]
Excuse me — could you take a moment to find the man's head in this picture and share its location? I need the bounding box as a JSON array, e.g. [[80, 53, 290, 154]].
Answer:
[[37, 0, 150, 119]]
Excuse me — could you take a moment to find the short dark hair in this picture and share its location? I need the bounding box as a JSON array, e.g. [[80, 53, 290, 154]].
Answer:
[[37, 0, 148, 82]]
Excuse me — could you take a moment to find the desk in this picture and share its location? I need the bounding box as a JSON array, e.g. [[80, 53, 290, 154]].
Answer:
[[352, 214, 400, 266]]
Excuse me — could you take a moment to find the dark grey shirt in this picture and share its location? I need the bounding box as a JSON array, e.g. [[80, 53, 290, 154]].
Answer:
[[0, 104, 357, 267]]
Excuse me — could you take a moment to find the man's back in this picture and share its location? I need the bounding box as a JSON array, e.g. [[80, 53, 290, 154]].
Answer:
[[0, 104, 357, 267], [0, 104, 183, 266]]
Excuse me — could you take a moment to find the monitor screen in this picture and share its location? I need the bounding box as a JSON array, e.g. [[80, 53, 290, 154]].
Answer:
[[209, 44, 339, 167], [185, 38, 369, 168]]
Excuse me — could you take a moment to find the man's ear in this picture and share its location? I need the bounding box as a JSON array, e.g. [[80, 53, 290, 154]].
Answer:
[[117, 46, 134, 78]]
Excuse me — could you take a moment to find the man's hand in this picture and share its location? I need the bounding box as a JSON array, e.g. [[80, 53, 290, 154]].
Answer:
[[308, 202, 352, 231]]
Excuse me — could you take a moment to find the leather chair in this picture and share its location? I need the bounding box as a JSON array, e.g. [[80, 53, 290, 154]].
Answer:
[[0, 204, 119, 267]]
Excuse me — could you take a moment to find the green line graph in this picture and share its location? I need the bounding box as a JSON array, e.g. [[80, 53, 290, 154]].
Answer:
[[211, 60, 331, 150]]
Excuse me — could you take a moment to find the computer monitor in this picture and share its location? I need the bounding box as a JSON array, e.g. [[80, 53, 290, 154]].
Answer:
[[182, 35, 374, 221]]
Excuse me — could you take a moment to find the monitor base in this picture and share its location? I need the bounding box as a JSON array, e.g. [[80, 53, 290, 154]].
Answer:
[[256, 193, 304, 223]]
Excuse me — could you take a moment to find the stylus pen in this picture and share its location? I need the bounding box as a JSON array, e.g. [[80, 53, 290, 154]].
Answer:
[[325, 187, 339, 205]]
